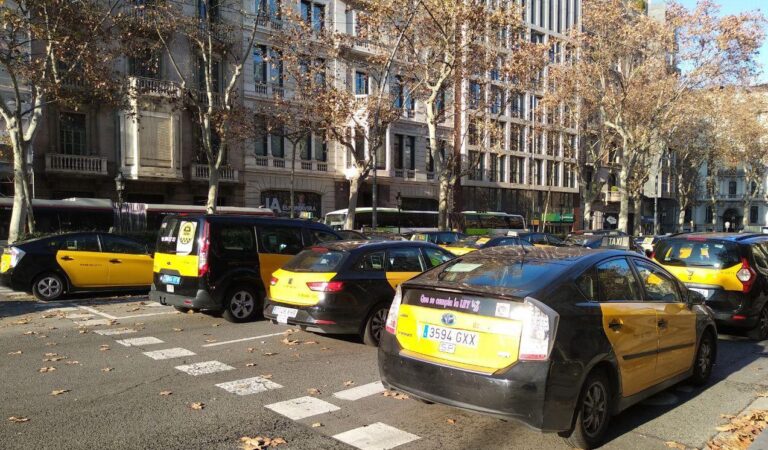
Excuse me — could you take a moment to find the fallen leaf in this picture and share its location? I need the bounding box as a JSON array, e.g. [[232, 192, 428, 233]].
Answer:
[[101, 367, 113, 372], [758, 392, 768, 398], [187, 310, 195, 314], [7, 351, 22, 355], [311, 422, 322, 428], [23, 331, 37, 335], [320, 347, 330, 351], [38, 367, 56, 373], [307, 388, 320, 395], [65, 361, 80, 365], [172, 328, 183, 332], [246, 347, 255, 353], [78, 330, 88, 334], [99, 345, 110, 351], [263, 352, 278, 357], [281, 338, 300, 346], [44, 356, 66, 362], [664, 442, 686, 449], [212, 323, 220, 327], [240, 436, 287, 449], [190, 402, 205, 410], [303, 340, 318, 345], [245, 363, 257, 367], [13, 319, 31, 325], [45, 342, 57, 346], [260, 374, 273, 379], [284, 328, 299, 334], [382, 390, 409, 400], [50, 389, 70, 396], [126, 307, 141, 312], [8, 416, 29, 423], [159, 391, 173, 396], [447, 418, 456, 425]]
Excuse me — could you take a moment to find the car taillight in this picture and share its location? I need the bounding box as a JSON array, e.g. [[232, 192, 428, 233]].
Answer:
[[737, 258, 756, 293], [385, 286, 403, 334], [306, 281, 344, 293], [517, 297, 559, 361], [9, 247, 25, 268], [197, 221, 210, 277], [270, 276, 279, 286]]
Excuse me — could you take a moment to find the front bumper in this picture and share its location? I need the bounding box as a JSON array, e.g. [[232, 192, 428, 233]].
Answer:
[[263, 298, 363, 334], [377, 332, 567, 432], [150, 285, 219, 310]]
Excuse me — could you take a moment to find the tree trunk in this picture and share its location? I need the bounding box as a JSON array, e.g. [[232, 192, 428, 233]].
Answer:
[[206, 164, 219, 214], [743, 199, 751, 230], [632, 194, 643, 236], [344, 176, 361, 230], [677, 206, 686, 232], [618, 165, 630, 233], [290, 142, 298, 219], [8, 137, 31, 243], [583, 201, 593, 231], [438, 175, 450, 231], [425, 101, 449, 231]]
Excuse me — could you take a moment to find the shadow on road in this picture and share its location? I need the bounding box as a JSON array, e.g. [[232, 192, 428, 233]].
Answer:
[[0, 292, 150, 321]]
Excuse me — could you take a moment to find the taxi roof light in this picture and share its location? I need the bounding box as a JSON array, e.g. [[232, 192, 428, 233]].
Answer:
[[385, 286, 403, 335], [306, 281, 344, 293], [518, 297, 559, 362]]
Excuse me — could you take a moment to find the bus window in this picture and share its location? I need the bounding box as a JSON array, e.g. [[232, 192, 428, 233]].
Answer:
[[507, 215, 525, 229], [481, 215, 507, 229], [464, 214, 482, 229]]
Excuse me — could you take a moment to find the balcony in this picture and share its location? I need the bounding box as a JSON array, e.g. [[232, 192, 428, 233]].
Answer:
[[256, 15, 283, 31], [394, 169, 416, 179], [251, 83, 286, 99], [190, 164, 239, 183], [604, 191, 621, 203], [45, 154, 108, 176], [130, 76, 182, 98], [252, 156, 328, 172]]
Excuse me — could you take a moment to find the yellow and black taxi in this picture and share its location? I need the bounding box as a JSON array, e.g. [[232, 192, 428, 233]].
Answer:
[[515, 232, 567, 247], [379, 246, 717, 449], [150, 215, 340, 323], [445, 235, 533, 256], [653, 233, 768, 340], [0, 232, 153, 301], [265, 240, 455, 346]]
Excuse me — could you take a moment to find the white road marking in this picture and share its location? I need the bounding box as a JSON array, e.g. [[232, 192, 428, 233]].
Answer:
[[115, 337, 164, 347], [77, 306, 118, 320], [216, 377, 283, 395], [65, 313, 94, 320], [94, 328, 137, 336], [174, 361, 235, 376], [117, 311, 178, 319], [201, 332, 286, 348], [75, 319, 114, 327], [48, 307, 81, 313], [333, 381, 386, 401], [265, 396, 340, 420], [333, 423, 420, 450], [143, 348, 196, 360]]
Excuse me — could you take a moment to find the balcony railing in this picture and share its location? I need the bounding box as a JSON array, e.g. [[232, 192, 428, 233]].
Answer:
[[130, 76, 181, 97], [256, 15, 283, 30], [251, 156, 329, 172], [45, 153, 108, 176], [605, 191, 621, 202], [190, 163, 239, 183], [394, 169, 416, 179]]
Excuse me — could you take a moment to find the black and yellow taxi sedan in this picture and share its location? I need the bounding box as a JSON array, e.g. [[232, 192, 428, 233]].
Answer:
[[264, 240, 455, 346], [379, 246, 716, 449], [1, 232, 153, 301], [445, 235, 533, 256]]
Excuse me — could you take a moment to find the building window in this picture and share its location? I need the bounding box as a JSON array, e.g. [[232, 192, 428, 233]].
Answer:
[[729, 180, 737, 196], [490, 86, 504, 115], [313, 134, 326, 162], [751, 206, 759, 224], [255, 119, 268, 156], [405, 136, 415, 170], [705, 206, 713, 223], [511, 157, 523, 184], [197, 59, 221, 93], [198, 0, 219, 22], [393, 134, 414, 170], [355, 71, 368, 95], [499, 155, 506, 183], [253, 46, 267, 85], [300, 133, 312, 160], [469, 81, 482, 109], [489, 154, 498, 182], [59, 113, 87, 155], [269, 49, 283, 86], [128, 48, 160, 79], [271, 126, 284, 158], [300, 1, 324, 32], [468, 119, 480, 146], [353, 126, 365, 163]]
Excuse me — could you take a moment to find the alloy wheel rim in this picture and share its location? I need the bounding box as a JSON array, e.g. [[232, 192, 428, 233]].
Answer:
[[230, 291, 254, 318], [38, 277, 61, 299], [582, 382, 608, 438], [698, 339, 712, 374], [371, 308, 388, 343]]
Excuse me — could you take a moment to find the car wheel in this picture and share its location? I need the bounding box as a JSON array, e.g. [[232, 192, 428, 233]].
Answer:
[[690, 330, 715, 386], [362, 305, 389, 347], [222, 285, 261, 323], [32, 273, 65, 301], [562, 371, 612, 449], [748, 305, 768, 341], [173, 306, 190, 313]]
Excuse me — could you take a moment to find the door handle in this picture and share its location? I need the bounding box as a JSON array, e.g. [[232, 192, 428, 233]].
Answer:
[[109, 259, 122, 264], [658, 319, 668, 329], [608, 320, 623, 331], [60, 256, 74, 261]]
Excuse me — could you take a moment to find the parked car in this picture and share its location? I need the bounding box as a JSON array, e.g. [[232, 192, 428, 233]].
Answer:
[[445, 235, 534, 256], [149, 215, 340, 323], [265, 240, 455, 346], [0, 232, 153, 301], [379, 246, 716, 449], [336, 230, 369, 240], [566, 230, 643, 253], [410, 231, 466, 247], [653, 233, 768, 340], [513, 232, 567, 247]]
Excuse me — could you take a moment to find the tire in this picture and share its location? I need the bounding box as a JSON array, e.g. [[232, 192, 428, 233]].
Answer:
[[362, 305, 389, 347], [690, 330, 715, 386], [562, 371, 612, 449], [173, 306, 190, 313], [222, 285, 261, 323], [32, 273, 66, 301], [748, 305, 768, 341]]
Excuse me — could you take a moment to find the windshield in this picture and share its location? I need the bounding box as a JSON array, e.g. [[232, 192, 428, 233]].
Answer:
[[437, 258, 565, 291], [283, 248, 347, 272], [156, 217, 200, 255], [448, 236, 491, 249], [655, 239, 741, 269], [325, 213, 346, 225]]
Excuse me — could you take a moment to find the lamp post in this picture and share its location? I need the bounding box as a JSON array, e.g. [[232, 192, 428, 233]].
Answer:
[[396, 191, 402, 234], [114, 171, 126, 233]]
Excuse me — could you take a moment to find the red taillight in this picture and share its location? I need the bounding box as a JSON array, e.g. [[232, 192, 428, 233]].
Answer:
[[736, 257, 756, 293], [270, 276, 279, 286], [385, 287, 403, 334], [732, 314, 748, 321], [306, 281, 344, 293], [197, 221, 210, 277]]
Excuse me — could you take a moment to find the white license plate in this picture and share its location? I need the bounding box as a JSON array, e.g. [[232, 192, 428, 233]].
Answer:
[[690, 288, 712, 298], [273, 306, 298, 324], [421, 324, 479, 348], [166, 285, 174, 293]]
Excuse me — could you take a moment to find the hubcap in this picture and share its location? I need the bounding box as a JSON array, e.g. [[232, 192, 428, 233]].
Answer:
[[370, 308, 388, 344], [698, 338, 712, 374], [229, 291, 254, 319], [37, 277, 62, 299], [582, 381, 608, 438]]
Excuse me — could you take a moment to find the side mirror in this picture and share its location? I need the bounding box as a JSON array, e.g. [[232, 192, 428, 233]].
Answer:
[[687, 289, 706, 306]]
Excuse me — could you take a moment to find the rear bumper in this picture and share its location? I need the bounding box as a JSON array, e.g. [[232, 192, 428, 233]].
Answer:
[[377, 332, 566, 432], [263, 298, 363, 334], [0, 271, 26, 292], [687, 285, 762, 329], [150, 285, 219, 310]]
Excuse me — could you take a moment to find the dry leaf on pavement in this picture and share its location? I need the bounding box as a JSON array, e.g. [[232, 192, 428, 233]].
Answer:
[[263, 352, 278, 357], [44, 352, 57, 357], [172, 328, 183, 332], [311, 422, 323, 428], [159, 391, 172, 396], [212, 323, 220, 327], [65, 360, 80, 365], [50, 389, 70, 396], [23, 331, 37, 335], [8, 416, 29, 423], [707, 409, 768, 450], [13, 319, 31, 325], [189, 402, 205, 410], [664, 441, 686, 449], [757, 392, 768, 398], [99, 345, 110, 351], [126, 307, 141, 312], [240, 436, 287, 449], [78, 330, 88, 334], [101, 367, 113, 372], [382, 390, 409, 400], [7, 351, 22, 355], [343, 381, 355, 387], [447, 418, 457, 425], [44, 356, 66, 362], [307, 388, 321, 396], [260, 374, 273, 379], [38, 367, 56, 373], [204, 339, 217, 343], [303, 340, 318, 345], [281, 338, 300, 346], [245, 363, 257, 367]]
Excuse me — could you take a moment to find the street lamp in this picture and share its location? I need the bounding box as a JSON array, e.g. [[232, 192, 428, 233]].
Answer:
[[396, 191, 402, 234], [114, 170, 126, 232]]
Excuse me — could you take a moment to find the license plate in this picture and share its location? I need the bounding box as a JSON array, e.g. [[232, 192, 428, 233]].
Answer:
[[273, 306, 298, 324], [166, 284, 174, 293], [690, 288, 712, 299], [160, 274, 181, 285], [421, 324, 479, 348]]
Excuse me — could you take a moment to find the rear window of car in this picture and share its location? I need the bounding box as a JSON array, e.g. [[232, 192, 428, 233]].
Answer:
[[156, 217, 200, 255], [283, 248, 346, 272], [436, 258, 565, 291], [655, 239, 741, 269]]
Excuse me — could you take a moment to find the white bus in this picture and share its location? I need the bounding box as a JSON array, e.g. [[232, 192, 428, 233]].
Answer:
[[324, 208, 439, 233], [450, 211, 527, 236]]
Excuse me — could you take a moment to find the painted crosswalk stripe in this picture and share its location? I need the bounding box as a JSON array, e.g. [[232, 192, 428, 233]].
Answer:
[[143, 348, 196, 360], [174, 361, 235, 376], [216, 377, 283, 396], [95, 328, 137, 336], [265, 396, 340, 420], [333, 381, 386, 401], [115, 337, 164, 347], [65, 313, 94, 320], [333, 423, 419, 450], [75, 319, 114, 327]]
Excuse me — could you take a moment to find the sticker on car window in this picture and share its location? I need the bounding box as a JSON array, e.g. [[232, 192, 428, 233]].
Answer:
[[476, 238, 490, 245], [176, 221, 197, 255], [446, 263, 483, 273]]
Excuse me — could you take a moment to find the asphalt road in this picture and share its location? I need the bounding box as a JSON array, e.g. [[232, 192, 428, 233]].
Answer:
[[1, 293, 767, 450]]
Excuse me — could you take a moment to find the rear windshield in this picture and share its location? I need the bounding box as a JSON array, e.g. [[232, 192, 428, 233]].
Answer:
[[156, 217, 201, 255], [436, 258, 564, 292], [655, 239, 741, 268], [283, 248, 347, 272], [448, 236, 487, 249]]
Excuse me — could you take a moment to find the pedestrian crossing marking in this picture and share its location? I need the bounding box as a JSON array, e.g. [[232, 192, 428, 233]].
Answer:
[[216, 377, 283, 396], [265, 396, 340, 420], [143, 348, 196, 360], [333, 381, 386, 401], [333, 422, 419, 450], [115, 337, 164, 347], [175, 360, 235, 376]]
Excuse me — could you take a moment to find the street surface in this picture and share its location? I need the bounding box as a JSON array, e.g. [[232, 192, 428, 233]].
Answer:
[[1, 291, 767, 450]]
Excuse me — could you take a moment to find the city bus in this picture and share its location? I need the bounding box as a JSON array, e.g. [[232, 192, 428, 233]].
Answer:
[[324, 208, 439, 233], [451, 211, 527, 236]]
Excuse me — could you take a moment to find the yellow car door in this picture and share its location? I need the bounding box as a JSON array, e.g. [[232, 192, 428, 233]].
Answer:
[[57, 234, 109, 288], [385, 246, 426, 289], [596, 258, 660, 397], [257, 226, 306, 289], [632, 258, 697, 381], [100, 235, 154, 287]]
